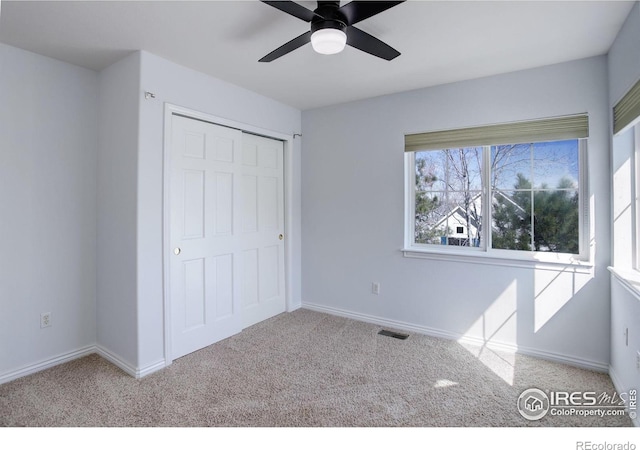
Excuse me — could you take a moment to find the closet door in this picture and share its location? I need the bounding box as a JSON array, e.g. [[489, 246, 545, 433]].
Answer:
[[168, 115, 286, 360], [169, 115, 244, 359], [240, 133, 286, 328]]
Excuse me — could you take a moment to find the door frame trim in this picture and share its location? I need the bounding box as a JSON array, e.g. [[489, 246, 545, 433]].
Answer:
[[162, 103, 295, 365]]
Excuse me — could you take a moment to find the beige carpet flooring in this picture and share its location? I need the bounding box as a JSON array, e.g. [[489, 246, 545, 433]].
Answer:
[[0, 309, 633, 427]]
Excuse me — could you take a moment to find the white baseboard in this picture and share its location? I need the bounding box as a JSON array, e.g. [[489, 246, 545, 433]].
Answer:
[[95, 345, 166, 379], [138, 359, 167, 378], [302, 302, 609, 373], [0, 345, 167, 385], [94, 345, 137, 377], [0, 345, 96, 385]]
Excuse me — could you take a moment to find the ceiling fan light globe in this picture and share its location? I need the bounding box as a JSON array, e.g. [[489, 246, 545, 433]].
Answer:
[[311, 28, 347, 55]]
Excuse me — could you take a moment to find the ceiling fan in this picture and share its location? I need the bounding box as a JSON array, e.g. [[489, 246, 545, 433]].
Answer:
[[259, 1, 405, 62]]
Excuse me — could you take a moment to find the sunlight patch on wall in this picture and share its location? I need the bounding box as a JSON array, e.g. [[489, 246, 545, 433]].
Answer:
[[534, 269, 589, 333], [613, 157, 632, 223], [612, 151, 634, 268], [458, 280, 518, 385], [462, 280, 518, 345]]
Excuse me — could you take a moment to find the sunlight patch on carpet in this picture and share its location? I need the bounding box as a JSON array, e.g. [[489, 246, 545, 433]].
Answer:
[[434, 379, 459, 388]]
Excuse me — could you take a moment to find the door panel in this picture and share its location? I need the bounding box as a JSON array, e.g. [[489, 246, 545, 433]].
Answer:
[[242, 174, 259, 233], [169, 116, 286, 359], [213, 171, 233, 235], [183, 258, 205, 329], [170, 116, 243, 359], [241, 133, 286, 328], [242, 249, 259, 308], [212, 253, 234, 320], [260, 176, 279, 229], [260, 244, 280, 300], [182, 170, 205, 239]]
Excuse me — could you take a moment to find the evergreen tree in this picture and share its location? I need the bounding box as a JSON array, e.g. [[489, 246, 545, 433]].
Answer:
[[532, 178, 579, 253], [414, 157, 445, 243], [492, 174, 532, 250], [492, 174, 579, 253]]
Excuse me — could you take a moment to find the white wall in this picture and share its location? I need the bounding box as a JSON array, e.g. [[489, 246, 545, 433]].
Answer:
[[0, 43, 98, 380], [608, 2, 640, 107], [96, 52, 141, 370], [0, 45, 302, 379], [136, 51, 302, 370], [302, 56, 611, 370], [608, 1, 640, 423], [610, 276, 640, 424]]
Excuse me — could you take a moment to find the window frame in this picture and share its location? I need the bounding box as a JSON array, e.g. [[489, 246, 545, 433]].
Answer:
[[634, 124, 640, 272], [404, 139, 590, 269]]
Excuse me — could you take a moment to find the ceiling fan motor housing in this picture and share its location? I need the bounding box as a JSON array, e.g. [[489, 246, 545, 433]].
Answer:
[[311, 1, 348, 33], [311, 19, 347, 34]]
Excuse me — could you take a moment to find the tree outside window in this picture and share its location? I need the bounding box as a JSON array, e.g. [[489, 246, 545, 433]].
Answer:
[[414, 139, 580, 255]]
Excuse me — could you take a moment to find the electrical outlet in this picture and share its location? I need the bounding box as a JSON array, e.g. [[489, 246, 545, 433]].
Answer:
[[40, 312, 51, 328], [372, 282, 380, 295]]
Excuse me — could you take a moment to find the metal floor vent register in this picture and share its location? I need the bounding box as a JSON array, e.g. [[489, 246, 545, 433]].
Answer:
[[378, 329, 409, 340]]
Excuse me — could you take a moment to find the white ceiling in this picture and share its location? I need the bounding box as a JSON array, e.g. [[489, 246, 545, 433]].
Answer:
[[0, 0, 635, 110]]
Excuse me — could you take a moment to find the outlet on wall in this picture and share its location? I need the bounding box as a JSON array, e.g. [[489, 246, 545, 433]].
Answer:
[[372, 282, 380, 295], [40, 312, 51, 328]]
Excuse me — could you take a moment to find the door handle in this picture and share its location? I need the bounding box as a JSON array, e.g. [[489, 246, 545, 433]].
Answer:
[[173, 247, 181, 255], [278, 234, 284, 241]]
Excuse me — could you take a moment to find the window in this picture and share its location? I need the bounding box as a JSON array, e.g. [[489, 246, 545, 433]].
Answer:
[[404, 115, 589, 263], [612, 120, 640, 273], [414, 147, 483, 247], [610, 77, 640, 289], [635, 124, 640, 271], [612, 76, 640, 272]]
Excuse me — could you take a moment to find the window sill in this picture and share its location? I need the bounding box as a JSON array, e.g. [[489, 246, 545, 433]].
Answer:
[[402, 248, 593, 273], [608, 266, 640, 301]]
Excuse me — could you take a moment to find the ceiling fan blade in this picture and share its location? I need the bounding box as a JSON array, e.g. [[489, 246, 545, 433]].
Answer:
[[259, 30, 313, 62], [261, 1, 322, 22], [338, 1, 405, 26], [345, 26, 400, 61]]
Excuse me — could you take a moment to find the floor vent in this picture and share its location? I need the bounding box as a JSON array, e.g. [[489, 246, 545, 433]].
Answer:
[[378, 329, 409, 340]]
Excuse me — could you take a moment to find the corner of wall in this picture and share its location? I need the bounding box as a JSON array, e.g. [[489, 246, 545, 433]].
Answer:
[[96, 51, 142, 370]]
